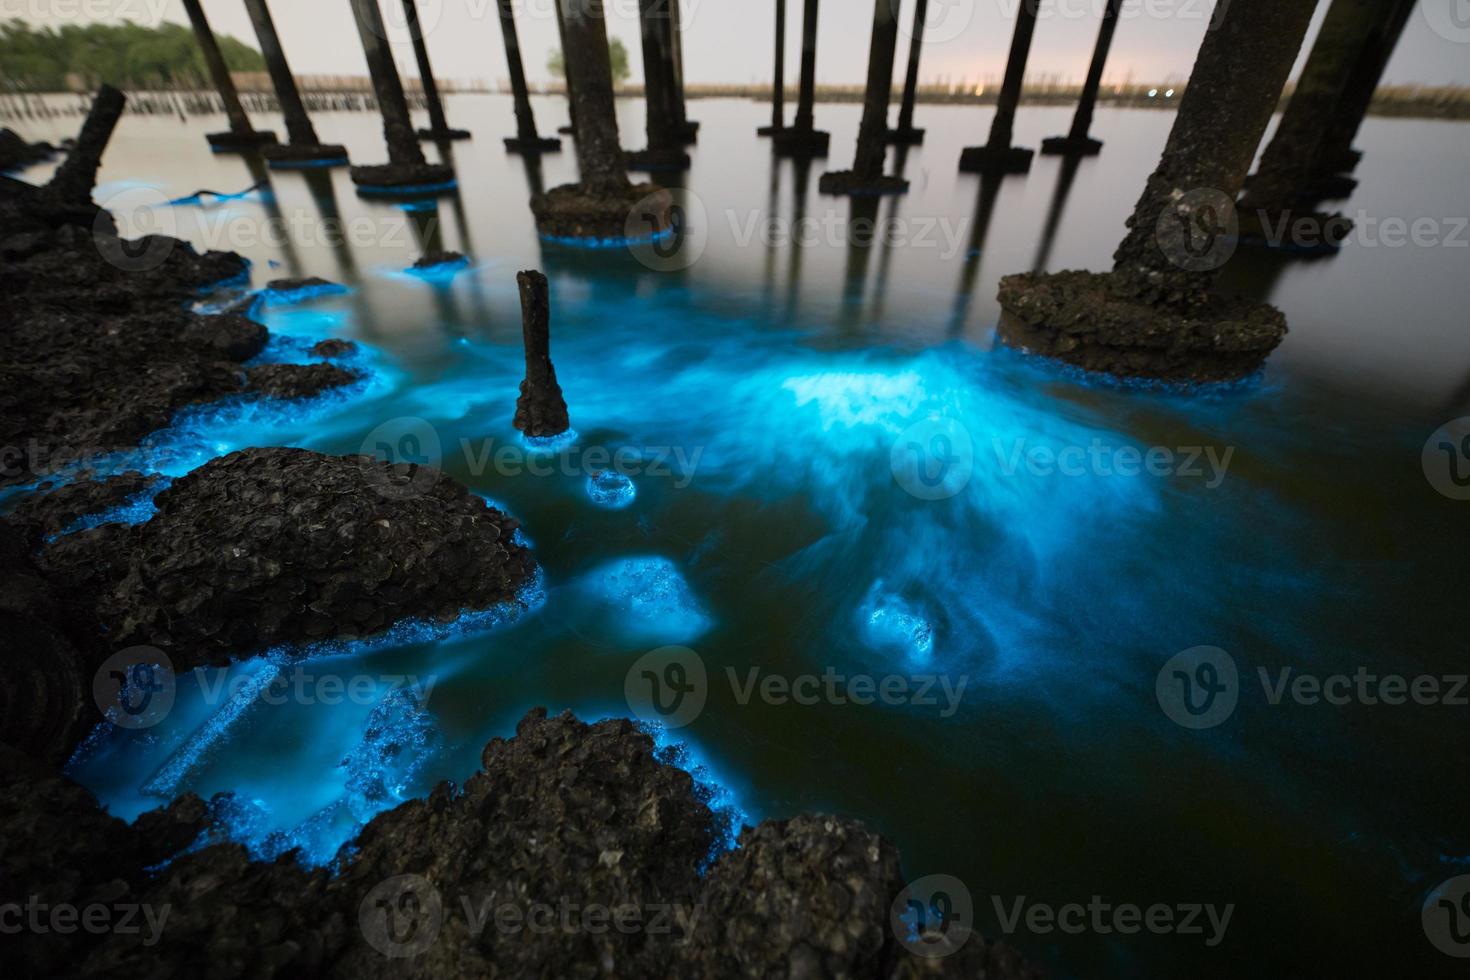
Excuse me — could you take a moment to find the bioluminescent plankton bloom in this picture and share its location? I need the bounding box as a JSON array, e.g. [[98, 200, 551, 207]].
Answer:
[[3, 3, 1466, 977]]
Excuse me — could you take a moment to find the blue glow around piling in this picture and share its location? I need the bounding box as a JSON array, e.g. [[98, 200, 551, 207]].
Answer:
[[587, 556, 710, 644], [538, 227, 674, 249], [397, 199, 439, 213], [267, 157, 349, 170], [167, 186, 267, 207], [520, 428, 579, 453], [586, 470, 636, 509], [354, 179, 458, 198], [401, 255, 471, 285]]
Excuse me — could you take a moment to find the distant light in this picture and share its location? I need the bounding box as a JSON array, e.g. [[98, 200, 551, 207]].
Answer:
[[1148, 88, 1158, 98], [1165, 88, 1175, 98]]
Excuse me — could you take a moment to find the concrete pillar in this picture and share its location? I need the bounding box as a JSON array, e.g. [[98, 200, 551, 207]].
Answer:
[[628, 0, 691, 171], [772, 0, 829, 156], [560, 0, 628, 194], [1314, 0, 1415, 178], [758, 0, 786, 135], [818, 0, 907, 195], [513, 271, 570, 439], [1041, 0, 1121, 156], [995, 0, 1317, 383], [181, 0, 275, 150], [400, 0, 469, 139], [349, 0, 426, 166], [47, 85, 124, 203], [668, 0, 697, 141], [348, 0, 456, 192], [888, 0, 928, 144], [246, 0, 349, 166], [553, 0, 578, 134], [531, 0, 671, 242], [960, 0, 1039, 174], [498, 0, 560, 152], [1243, 0, 1385, 211]]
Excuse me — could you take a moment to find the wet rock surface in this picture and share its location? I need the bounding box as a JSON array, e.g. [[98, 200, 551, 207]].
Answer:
[[38, 446, 537, 666], [997, 269, 1287, 383], [310, 338, 360, 360], [1, 709, 1040, 979], [245, 362, 362, 400], [411, 249, 465, 269], [531, 181, 671, 241], [8, 471, 164, 538], [0, 128, 56, 172]]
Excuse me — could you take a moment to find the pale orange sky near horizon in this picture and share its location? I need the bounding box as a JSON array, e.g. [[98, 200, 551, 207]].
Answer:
[[3, 0, 1467, 88]]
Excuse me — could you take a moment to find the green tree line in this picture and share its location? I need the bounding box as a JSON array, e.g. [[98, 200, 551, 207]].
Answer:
[[0, 20, 265, 91]]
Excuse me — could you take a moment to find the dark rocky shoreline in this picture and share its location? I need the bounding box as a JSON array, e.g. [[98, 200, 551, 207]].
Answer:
[[0, 102, 1041, 978]]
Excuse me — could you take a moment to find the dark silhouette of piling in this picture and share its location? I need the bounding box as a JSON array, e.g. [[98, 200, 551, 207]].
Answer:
[[181, 0, 276, 150], [401, 0, 470, 140], [886, 0, 928, 145], [513, 270, 570, 439], [668, 0, 697, 142], [819, 0, 907, 196], [757, 0, 786, 136], [772, 0, 829, 156], [245, 0, 349, 167], [47, 84, 125, 203], [553, 0, 578, 135], [994, 0, 1318, 382], [1041, 0, 1121, 156], [1312, 0, 1415, 183], [1237, 0, 1386, 247], [498, 0, 560, 152], [628, 0, 692, 171], [960, 0, 1039, 174], [348, 0, 454, 192], [531, 0, 670, 240]]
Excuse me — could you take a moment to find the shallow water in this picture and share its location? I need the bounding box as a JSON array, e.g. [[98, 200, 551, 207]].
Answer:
[[13, 93, 1470, 977]]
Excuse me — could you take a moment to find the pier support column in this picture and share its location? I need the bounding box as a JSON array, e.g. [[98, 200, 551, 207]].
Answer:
[[245, 0, 349, 168], [1238, 0, 1387, 249], [960, 0, 1039, 174], [886, 0, 929, 145], [348, 0, 454, 194], [1312, 0, 1415, 184], [532, 0, 671, 241], [668, 0, 698, 142], [182, 0, 276, 151], [819, 0, 907, 195], [757, 0, 786, 136], [553, 0, 578, 135], [772, 0, 829, 157], [400, 0, 470, 140], [628, 0, 691, 171], [498, 0, 561, 152], [513, 271, 571, 439], [994, 0, 1316, 382], [1040, 0, 1121, 156]]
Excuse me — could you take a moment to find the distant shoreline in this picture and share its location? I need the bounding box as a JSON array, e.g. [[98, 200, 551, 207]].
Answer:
[[3, 80, 1466, 123]]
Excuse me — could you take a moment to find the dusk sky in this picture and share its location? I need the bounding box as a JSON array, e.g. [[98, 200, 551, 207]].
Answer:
[[7, 0, 1468, 87]]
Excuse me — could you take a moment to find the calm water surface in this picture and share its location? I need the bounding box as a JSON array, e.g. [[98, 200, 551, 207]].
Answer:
[[14, 94, 1470, 978]]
